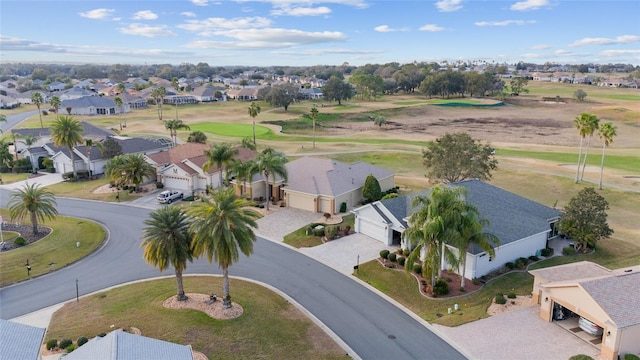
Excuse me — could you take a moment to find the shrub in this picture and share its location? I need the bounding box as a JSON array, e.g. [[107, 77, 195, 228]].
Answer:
[[13, 237, 27, 246], [340, 202, 347, 213], [388, 253, 397, 262], [515, 257, 527, 268], [562, 246, 577, 256], [459, 287, 466, 292], [381, 193, 398, 200], [472, 278, 481, 285], [312, 226, 325, 237], [323, 212, 331, 219], [324, 225, 337, 239], [42, 110, 48, 116], [75, 170, 90, 180], [97, 332, 107, 337], [362, 174, 382, 202], [396, 248, 403, 254], [397, 257, 406, 266], [183, 195, 195, 201], [433, 279, 449, 295], [495, 294, 506, 305], [505, 262, 515, 270], [403, 248, 410, 256], [413, 264, 422, 274], [59, 339, 73, 349], [77, 336, 88, 346], [624, 354, 640, 360], [62, 171, 75, 180], [305, 225, 314, 235], [66, 344, 77, 353], [379, 249, 390, 259], [569, 356, 595, 360], [507, 293, 517, 299], [528, 255, 539, 261], [155, 182, 164, 189], [46, 339, 58, 350], [540, 248, 553, 257]]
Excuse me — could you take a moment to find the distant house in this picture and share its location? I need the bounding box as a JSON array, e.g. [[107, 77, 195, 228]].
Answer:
[[192, 85, 226, 102], [351, 180, 560, 279], [283, 157, 395, 215], [74, 79, 94, 89], [16, 90, 48, 104], [299, 88, 323, 99], [226, 88, 259, 101], [61, 96, 118, 116], [47, 81, 66, 92], [63, 330, 194, 360], [0, 319, 46, 360], [0, 94, 20, 109], [59, 87, 97, 100]]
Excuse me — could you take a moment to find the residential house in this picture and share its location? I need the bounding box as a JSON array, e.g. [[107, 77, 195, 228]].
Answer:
[[530, 262, 640, 360], [226, 88, 259, 101], [0, 94, 20, 109], [74, 79, 94, 89], [299, 88, 323, 100], [63, 330, 193, 360], [16, 90, 48, 104], [0, 319, 46, 360], [61, 96, 117, 116], [59, 87, 97, 100], [47, 81, 66, 92], [192, 85, 226, 102], [351, 179, 560, 279], [283, 157, 395, 215]]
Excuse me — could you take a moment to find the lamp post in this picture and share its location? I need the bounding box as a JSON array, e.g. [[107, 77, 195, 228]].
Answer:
[[76, 279, 79, 302], [26, 259, 31, 276]]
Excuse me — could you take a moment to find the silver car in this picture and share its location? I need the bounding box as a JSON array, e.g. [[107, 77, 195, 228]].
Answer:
[[578, 316, 603, 336]]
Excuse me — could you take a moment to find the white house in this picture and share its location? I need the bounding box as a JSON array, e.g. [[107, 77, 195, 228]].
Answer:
[[351, 180, 561, 279], [61, 96, 117, 116]]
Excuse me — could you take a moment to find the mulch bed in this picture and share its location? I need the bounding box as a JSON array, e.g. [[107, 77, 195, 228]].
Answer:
[[0, 223, 52, 251]]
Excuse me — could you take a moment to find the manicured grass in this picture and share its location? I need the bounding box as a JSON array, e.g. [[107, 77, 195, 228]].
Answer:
[[0, 172, 34, 184], [45, 178, 140, 202], [425, 98, 486, 105], [1, 231, 20, 242], [0, 211, 105, 286], [0, 105, 36, 115], [284, 214, 355, 248], [324, 152, 424, 177], [497, 149, 640, 173], [46, 277, 346, 360], [393, 101, 430, 105], [189, 122, 272, 137]]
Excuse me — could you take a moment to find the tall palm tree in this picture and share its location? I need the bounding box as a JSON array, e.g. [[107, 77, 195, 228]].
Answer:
[[142, 206, 193, 301], [163, 119, 190, 146], [22, 134, 38, 171], [229, 159, 256, 198], [84, 138, 104, 178], [104, 154, 128, 188], [597, 122, 617, 190], [8, 183, 58, 235], [579, 113, 600, 181], [252, 148, 288, 211], [573, 113, 590, 183], [113, 154, 155, 192], [151, 86, 167, 121], [240, 137, 256, 151], [114, 97, 123, 130], [50, 115, 84, 178], [49, 95, 61, 120], [187, 188, 261, 309], [310, 106, 319, 149], [31, 92, 44, 128], [116, 82, 126, 95], [0, 139, 13, 169], [203, 143, 237, 189], [248, 102, 261, 146]]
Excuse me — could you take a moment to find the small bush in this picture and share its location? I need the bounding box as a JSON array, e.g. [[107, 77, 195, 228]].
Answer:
[[403, 248, 410, 256], [97, 332, 107, 337], [62, 171, 75, 180], [388, 253, 397, 262], [155, 182, 164, 189], [183, 195, 195, 201], [507, 293, 517, 299], [323, 212, 331, 219], [324, 225, 337, 239], [42, 110, 48, 116], [472, 278, 481, 285], [505, 262, 515, 269], [459, 287, 466, 292], [381, 193, 398, 200], [413, 264, 422, 274], [433, 279, 449, 295], [624, 354, 640, 360], [77, 336, 88, 346], [562, 246, 577, 256], [379, 249, 390, 259], [13, 237, 27, 246], [312, 226, 325, 237], [495, 294, 506, 305], [528, 255, 539, 261], [339, 202, 347, 213], [540, 248, 553, 257], [397, 257, 406, 266], [515, 257, 527, 268], [396, 248, 403, 254], [46, 339, 58, 350], [75, 170, 90, 180], [569, 355, 595, 360], [66, 344, 77, 353], [59, 339, 73, 349]]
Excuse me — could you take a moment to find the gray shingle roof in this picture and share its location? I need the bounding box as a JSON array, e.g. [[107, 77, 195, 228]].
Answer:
[[581, 271, 640, 328], [63, 330, 193, 360], [0, 319, 46, 360], [62, 96, 114, 108], [529, 261, 612, 282]]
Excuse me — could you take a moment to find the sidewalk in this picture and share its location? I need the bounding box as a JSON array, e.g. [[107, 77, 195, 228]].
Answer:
[[0, 172, 64, 190]]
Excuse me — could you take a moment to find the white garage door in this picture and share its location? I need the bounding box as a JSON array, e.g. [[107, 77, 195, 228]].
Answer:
[[288, 194, 315, 212], [357, 216, 387, 244], [163, 176, 189, 192]]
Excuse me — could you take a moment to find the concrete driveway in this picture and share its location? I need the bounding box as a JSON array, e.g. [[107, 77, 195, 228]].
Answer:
[[0, 172, 63, 190], [433, 305, 601, 360]]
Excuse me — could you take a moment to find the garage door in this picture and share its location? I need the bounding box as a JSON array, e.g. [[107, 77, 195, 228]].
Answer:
[[163, 176, 189, 191], [357, 216, 387, 244], [288, 194, 315, 212]]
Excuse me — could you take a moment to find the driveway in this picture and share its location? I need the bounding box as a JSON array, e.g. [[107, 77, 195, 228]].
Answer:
[[0, 172, 63, 190], [254, 207, 320, 242], [433, 305, 600, 360]]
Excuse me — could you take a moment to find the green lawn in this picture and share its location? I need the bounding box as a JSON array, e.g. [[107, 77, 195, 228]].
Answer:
[[497, 149, 640, 173], [284, 214, 355, 248], [46, 277, 346, 360], [0, 211, 105, 286], [44, 177, 141, 202], [189, 122, 272, 138]]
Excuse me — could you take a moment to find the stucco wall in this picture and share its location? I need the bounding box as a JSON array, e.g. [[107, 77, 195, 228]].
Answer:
[[472, 231, 548, 278]]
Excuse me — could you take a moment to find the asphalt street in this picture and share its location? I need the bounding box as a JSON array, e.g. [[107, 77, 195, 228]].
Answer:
[[0, 192, 467, 359], [0, 110, 38, 133]]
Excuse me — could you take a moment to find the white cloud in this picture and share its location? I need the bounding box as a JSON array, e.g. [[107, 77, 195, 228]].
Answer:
[[78, 8, 115, 19], [510, 0, 550, 11], [570, 35, 640, 47], [184, 28, 346, 49], [112, 17, 121, 21], [554, 49, 572, 55], [181, 11, 197, 17], [600, 49, 640, 56], [475, 20, 536, 26], [178, 17, 272, 32], [419, 24, 445, 32], [119, 24, 176, 37], [531, 44, 551, 50], [435, 0, 463, 12], [235, 0, 369, 9], [374, 25, 408, 32], [132, 10, 158, 20], [191, 0, 209, 6], [274, 48, 384, 55], [272, 6, 331, 16]]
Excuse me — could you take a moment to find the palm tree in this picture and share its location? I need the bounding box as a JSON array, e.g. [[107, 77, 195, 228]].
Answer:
[[310, 106, 319, 149], [240, 137, 256, 151], [187, 131, 208, 144], [579, 113, 600, 181], [31, 92, 44, 128], [203, 143, 237, 189], [84, 138, 104, 178], [111, 154, 155, 192], [116, 82, 126, 95], [49, 96, 61, 120], [164, 119, 190, 146], [50, 115, 84, 178], [229, 159, 256, 198], [8, 183, 58, 235], [187, 188, 261, 309], [18, 134, 39, 170], [248, 102, 261, 146], [104, 154, 128, 188], [573, 113, 590, 183], [142, 206, 193, 301], [252, 148, 288, 211], [597, 122, 617, 190], [151, 86, 167, 121], [0, 114, 6, 134], [114, 97, 123, 130]]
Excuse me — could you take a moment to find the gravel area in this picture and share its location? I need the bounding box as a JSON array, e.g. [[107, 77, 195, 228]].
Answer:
[[0, 223, 52, 251], [163, 293, 243, 320]]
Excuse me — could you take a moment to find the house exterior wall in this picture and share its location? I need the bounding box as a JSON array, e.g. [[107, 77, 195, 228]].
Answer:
[[471, 231, 548, 279], [286, 191, 316, 212], [617, 326, 640, 360], [318, 196, 333, 214], [378, 175, 395, 192], [355, 214, 390, 244]]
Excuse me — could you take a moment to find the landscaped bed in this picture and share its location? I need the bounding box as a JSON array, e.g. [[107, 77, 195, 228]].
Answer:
[[284, 214, 355, 248]]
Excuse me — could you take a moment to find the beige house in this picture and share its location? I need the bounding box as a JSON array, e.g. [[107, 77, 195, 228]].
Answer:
[[530, 261, 640, 360]]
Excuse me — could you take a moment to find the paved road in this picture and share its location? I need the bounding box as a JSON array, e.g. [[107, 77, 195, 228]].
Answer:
[[0, 192, 466, 360], [0, 110, 38, 133]]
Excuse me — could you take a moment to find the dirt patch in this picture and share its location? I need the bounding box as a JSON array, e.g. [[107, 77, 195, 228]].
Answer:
[[487, 296, 534, 316], [163, 293, 243, 320]]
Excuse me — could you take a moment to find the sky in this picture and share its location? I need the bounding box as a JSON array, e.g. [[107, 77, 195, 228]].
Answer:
[[1, 0, 639, 67]]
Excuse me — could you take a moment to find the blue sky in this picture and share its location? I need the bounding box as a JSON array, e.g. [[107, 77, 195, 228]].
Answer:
[[1, 0, 639, 66]]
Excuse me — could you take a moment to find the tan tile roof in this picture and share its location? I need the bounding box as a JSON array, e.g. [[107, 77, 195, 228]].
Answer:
[[529, 261, 612, 282], [147, 143, 209, 166]]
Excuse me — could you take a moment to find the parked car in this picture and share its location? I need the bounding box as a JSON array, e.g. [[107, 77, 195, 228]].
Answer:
[[156, 190, 183, 204], [578, 316, 604, 336]]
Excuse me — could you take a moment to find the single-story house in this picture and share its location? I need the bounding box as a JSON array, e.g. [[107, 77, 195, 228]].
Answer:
[[192, 85, 226, 102], [530, 262, 640, 360], [0, 94, 20, 109], [146, 143, 257, 195], [351, 179, 561, 279], [47, 81, 66, 92], [59, 87, 98, 100], [15, 90, 49, 104], [63, 330, 193, 360], [61, 96, 118, 116], [0, 319, 46, 360], [283, 157, 395, 215]]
